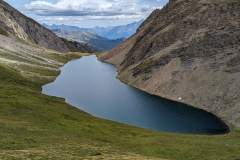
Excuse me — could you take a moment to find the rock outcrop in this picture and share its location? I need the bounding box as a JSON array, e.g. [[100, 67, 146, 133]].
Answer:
[[101, 0, 240, 128], [60, 38, 95, 53]]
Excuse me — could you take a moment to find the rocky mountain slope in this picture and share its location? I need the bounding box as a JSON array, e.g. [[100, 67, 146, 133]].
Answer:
[[0, 0, 93, 53], [45, 21, 143, 40], [47, 26, 123, 51], [101, 0, 240, 128], [60, 38, 95, 53]]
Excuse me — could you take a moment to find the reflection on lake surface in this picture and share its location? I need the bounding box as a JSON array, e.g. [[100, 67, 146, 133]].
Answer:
[[42, 55, 229, 134]]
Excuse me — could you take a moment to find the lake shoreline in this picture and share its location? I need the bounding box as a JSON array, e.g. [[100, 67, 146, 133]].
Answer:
[[98, 55, 231, 133], [43, 55, 230, 135]]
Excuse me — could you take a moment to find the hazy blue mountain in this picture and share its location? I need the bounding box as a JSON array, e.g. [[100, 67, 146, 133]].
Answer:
[[44, 20, 143, 51], [44, 24, 123, 51], [44, 20, 143, 40], [92, 20, 144, 39]]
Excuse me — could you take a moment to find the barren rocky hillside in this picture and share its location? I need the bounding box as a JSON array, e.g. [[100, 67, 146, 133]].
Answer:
[[101, 0, 240, 128], [0, 0, 94, 53]]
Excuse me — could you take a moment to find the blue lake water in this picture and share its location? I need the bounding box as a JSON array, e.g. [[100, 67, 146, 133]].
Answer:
[[42, 55, 229, 134]]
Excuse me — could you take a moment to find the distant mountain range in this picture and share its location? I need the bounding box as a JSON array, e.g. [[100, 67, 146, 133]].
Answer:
[[89, 20, 144, 40], [44, 20, 143, 51], [45, 20, 143, 40]]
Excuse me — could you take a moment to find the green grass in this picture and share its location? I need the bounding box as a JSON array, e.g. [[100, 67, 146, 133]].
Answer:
[[46, 51, 90, 64], [0, 55, 240, 159]]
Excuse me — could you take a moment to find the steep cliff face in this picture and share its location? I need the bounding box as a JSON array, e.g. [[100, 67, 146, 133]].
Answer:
[[101, 0, 240, 127], [0, 0, 70, 52]]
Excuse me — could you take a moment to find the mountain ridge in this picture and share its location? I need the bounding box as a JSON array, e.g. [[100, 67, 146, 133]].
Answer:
[[44, 21, 143, 51], [0, 0, 69, 52], [92, 20, 144, 40], [0, 0, 94, 53], [101, 0, 240, 128], [48, 27, 123, 51], [44, 20, 143, 40]]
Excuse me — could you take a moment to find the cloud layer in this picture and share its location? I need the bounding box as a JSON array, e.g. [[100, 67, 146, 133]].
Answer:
[[25, 0, 162, 20]]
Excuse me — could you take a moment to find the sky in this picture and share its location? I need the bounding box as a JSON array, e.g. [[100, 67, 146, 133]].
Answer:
[[4, 0, 168, 28]]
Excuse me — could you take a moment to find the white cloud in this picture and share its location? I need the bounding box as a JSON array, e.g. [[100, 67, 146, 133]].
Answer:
[[25, 0, 162, 20]]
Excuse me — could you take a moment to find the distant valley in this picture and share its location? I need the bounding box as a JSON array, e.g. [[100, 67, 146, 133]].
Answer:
[[44, 21, 143, 51], [1, 0, 240, 159]]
